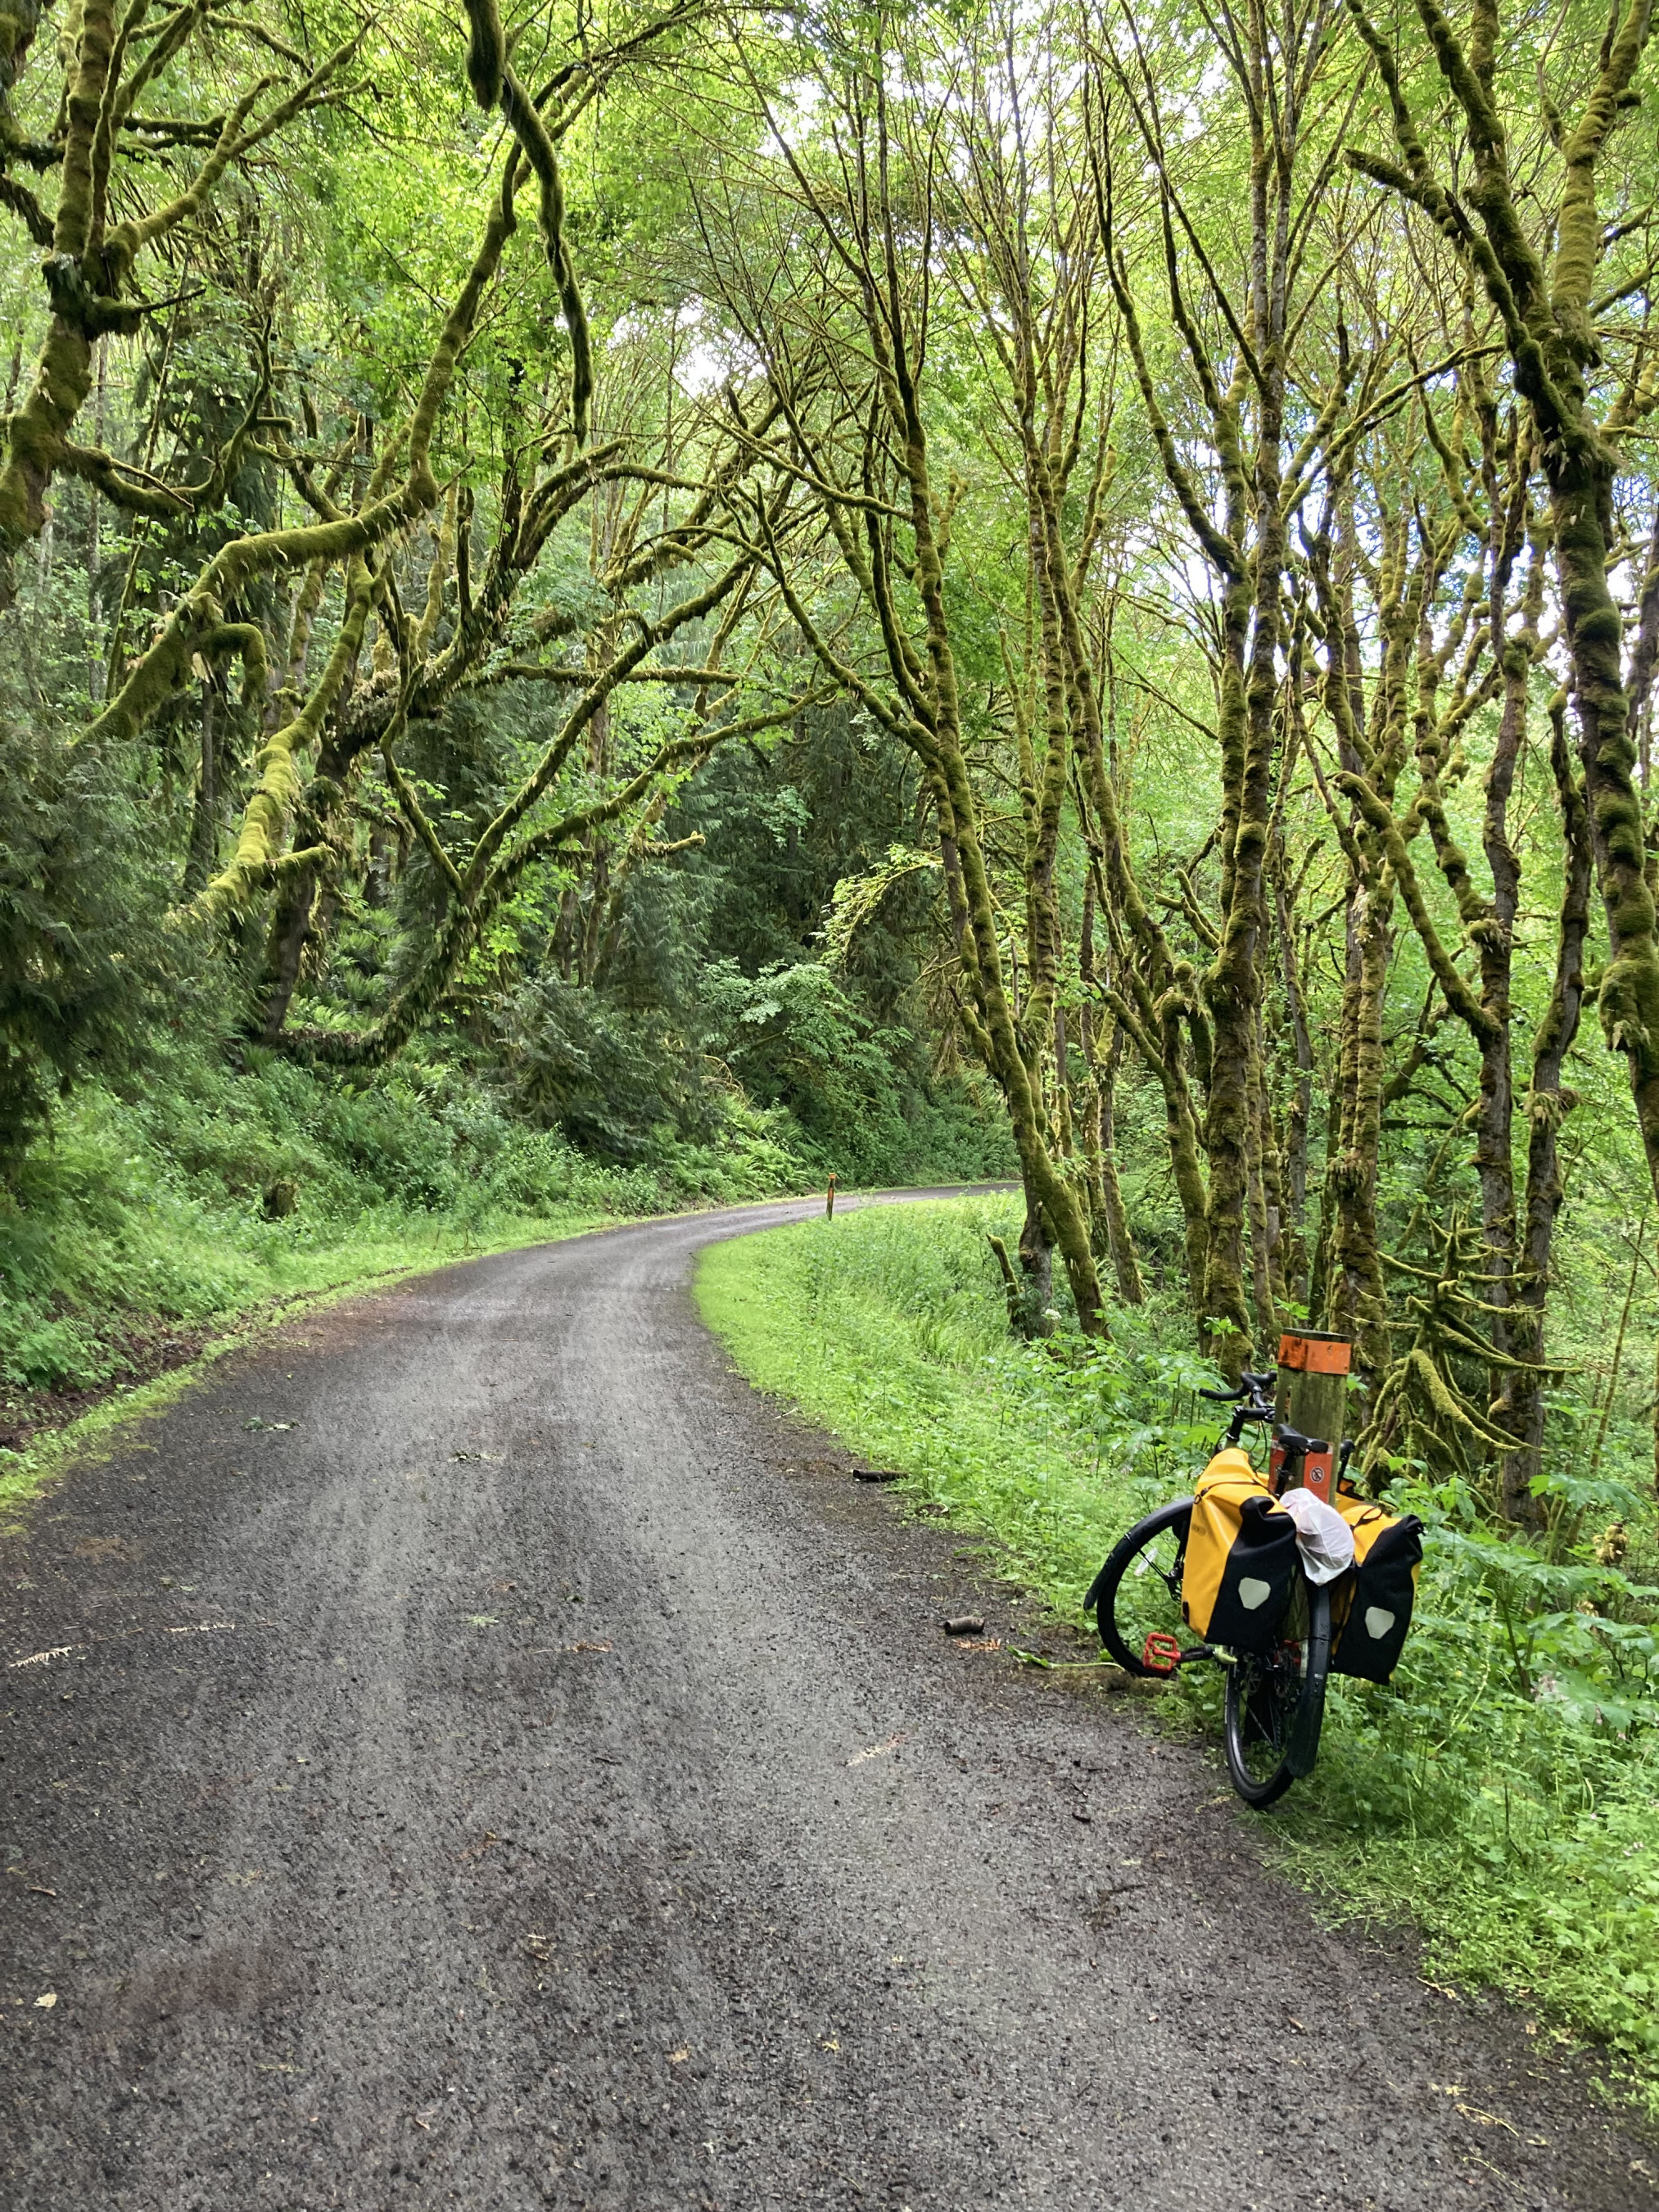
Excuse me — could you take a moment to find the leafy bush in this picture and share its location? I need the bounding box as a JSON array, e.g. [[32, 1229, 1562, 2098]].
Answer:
[[696, 957, 1015, 1186], [492, 972, 729, 1161]]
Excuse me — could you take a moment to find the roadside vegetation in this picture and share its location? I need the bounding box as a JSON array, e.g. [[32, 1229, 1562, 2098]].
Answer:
[[701, 1199, 1659, 2118]]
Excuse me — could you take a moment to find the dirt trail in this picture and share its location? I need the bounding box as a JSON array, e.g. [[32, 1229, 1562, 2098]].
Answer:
[[2, 1196, 1654, 2210]]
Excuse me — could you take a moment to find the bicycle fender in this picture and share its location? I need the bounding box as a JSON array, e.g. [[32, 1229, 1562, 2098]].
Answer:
[[1284, 1586, 1332, 1779], [1285, 1678, 1327, 1779]]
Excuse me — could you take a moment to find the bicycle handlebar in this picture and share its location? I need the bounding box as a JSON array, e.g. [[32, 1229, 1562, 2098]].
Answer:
[[1198, 1369, 1276, 1446], [1197, 1368, 1274, 1405]]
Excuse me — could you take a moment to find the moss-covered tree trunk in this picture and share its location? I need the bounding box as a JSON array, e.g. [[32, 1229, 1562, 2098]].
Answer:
[[182, 689, 220, 901], [1269, 829, 1314, 1302], [765, 82, 1109, 1335], [1078, 884, 1145, 1305], [1349, 0, 1659, 1212], [1502, 703, 1593, 1514], [1101, 0, 1338, 1368], [1305, 495, 1418, 1383]]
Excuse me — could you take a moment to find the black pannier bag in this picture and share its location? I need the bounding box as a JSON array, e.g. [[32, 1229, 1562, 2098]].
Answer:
[[1182, 1450, 1301, 1654], [1331, 1500, 1424, 1682]]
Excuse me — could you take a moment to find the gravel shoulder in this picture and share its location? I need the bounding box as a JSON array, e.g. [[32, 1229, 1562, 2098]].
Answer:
[[2, 1196, 1655, 2212]]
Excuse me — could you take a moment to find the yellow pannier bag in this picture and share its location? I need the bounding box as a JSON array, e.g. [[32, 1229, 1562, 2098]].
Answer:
[[1330, 1489, 1424, 1683], [1181, 1448, 1300, 1653]]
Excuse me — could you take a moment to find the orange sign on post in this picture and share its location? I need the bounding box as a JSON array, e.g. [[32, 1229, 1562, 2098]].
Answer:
[[1277, 1332, 1353, 1377], [1299, 1443, 1336, 1506], [1274, 1332, 1352, 1499]]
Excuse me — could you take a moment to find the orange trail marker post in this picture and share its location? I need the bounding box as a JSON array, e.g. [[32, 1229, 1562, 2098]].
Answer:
[[1273, 1332, 1351, 1502], [825, 1173, 836, 1219]]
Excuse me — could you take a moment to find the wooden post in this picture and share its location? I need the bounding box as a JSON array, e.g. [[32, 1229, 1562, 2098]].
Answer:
[[825, 1173, 837, 1219], [1273, 1331, 1351, 1503]]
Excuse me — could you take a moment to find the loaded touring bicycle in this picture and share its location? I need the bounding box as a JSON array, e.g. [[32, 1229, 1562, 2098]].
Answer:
[[1084, 1334, 1423, 1807]]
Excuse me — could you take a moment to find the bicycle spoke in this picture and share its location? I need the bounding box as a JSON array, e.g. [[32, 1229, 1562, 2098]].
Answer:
[[1114, 1525, 1187, 1662], [1091, 1502, 1198, 1677]]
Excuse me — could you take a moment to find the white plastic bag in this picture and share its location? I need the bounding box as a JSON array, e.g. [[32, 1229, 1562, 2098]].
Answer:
[[1277, 1486, 1355, 1585]]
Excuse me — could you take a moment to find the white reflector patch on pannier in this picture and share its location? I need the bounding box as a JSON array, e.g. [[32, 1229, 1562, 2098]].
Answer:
[[1239, 1577, 1273, 1611], [1364, 1606, 1396, 1640]]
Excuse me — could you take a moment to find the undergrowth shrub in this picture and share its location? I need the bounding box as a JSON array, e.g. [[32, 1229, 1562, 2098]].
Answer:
[[0, 726, 185, 1162]]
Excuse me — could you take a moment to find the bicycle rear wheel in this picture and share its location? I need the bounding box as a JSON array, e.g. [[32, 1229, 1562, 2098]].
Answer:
[[1223, 1574, 1331, 1807], [1085, 1500, 1196, 1676]]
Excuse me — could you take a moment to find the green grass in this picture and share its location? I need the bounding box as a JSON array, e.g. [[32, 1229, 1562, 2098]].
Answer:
[[698, 1197, 1659, 2119]]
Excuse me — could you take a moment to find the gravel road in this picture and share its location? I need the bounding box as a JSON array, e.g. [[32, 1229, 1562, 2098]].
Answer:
[[2, 1196, 1655, 2212]]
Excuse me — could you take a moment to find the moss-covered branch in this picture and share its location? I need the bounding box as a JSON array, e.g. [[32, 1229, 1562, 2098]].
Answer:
[[0, 17, 363, 600], [182, 558, 373, 921], [460, 0, 591, 441], [288, 691, 813, 1070]]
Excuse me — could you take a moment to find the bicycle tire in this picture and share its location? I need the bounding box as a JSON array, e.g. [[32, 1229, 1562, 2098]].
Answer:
[[1084, 1500, 1196, 1676], [1222, 1573, 1331, 1807]]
